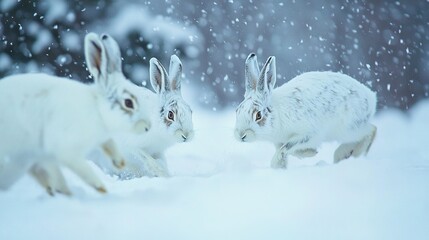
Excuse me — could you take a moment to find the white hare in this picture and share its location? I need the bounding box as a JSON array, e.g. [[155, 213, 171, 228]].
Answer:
[[92, 55, 194, 179], [0, 33, 152, 195], [235, 53, 377, 168]]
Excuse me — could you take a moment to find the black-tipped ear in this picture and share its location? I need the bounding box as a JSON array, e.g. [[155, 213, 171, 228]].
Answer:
[[85, 33, 106, 80], [245, 53, 260, 94], [150, 57, 169, 94], [259, 56, 276, 92], [169, 55, 182, 92], [100, 34, 122, 74]]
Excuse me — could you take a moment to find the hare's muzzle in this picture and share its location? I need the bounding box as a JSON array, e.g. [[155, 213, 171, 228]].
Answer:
[[134, 120, 151, 133], [235, 129, 255, 142]]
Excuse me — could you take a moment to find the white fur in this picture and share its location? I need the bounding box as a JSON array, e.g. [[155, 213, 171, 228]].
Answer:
[[235, 53, 377, 168], [0, 33, 152, 195], [92, 55, 194, 178]]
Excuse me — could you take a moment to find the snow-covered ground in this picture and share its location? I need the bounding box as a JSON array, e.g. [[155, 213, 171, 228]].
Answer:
[[1, 100, 428, 240]]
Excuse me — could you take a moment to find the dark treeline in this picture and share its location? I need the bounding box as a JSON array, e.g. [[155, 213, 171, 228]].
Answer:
[[1, 0, 428, 111]]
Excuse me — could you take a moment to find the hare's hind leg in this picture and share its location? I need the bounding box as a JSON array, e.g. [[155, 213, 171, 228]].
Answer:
[[334, 124, 377, 163], [334, 142, 359, 163], [31, 161, 71, 196], [64, 159, 106, 193], [351, 124, 377, 157]]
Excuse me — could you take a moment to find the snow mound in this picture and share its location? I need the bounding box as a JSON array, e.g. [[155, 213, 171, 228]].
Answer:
[[1, 100, 428, 240]]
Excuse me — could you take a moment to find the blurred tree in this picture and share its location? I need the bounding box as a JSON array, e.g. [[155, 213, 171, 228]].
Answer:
[[0, 0, 111, 81], [1, 0, 428, 111], [148, 0, 429, 111], [0, 0, 201, 87]]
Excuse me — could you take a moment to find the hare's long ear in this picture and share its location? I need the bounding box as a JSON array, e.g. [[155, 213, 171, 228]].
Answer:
[[245, 53, 260, 94], [150, 57, 170, 94], [168, 55, 182, 92], [259, 56, 276, 93], [85, 33, 107, 81], [100, 33, 123, 74]]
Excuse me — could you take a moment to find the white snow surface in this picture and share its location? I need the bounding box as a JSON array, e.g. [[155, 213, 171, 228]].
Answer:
[[1, 100, 428, 240]]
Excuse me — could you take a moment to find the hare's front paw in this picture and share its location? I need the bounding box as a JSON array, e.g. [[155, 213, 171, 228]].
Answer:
[[271, 149, 287, 169], [64, 159, 107, 194], [153, 167, 170, 178], [111, 157, 125, 169], [293, 148, 318, 159], [145, 159, 170, 178], [134, 150, 170, 178], [31, 162, 72, 196], [102, 139, 125, 169]]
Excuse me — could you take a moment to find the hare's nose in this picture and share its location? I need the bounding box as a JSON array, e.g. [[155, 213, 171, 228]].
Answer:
[[134, 120, 151, 133]]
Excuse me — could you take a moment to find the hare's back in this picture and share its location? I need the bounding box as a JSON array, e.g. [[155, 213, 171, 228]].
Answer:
[[0, 74, 104, 155], [0, 73, 96, 109], [0, 73, 89, 94], [277, 71, 375, 110], [273, 71, 376, 131], [283, 71, 372, 94]]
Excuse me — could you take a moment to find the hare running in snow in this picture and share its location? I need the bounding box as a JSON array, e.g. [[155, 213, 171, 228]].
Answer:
[[235, 53, 377, 168], [0, 33, 152, 195]]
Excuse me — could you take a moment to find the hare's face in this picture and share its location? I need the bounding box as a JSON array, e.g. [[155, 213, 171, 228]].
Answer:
[[149, 55, 194, 143], [236, 53, 276, 142], [100, 73, 152, 134], [160, 94, 194, 142], [234, 96, 273, 142], [85, 33, 152, 135]]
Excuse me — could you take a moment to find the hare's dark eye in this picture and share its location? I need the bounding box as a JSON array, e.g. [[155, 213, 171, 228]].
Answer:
[[168, 110, 175, 121], [124, 98, 134, 109], [255, 111, 262, 121]]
